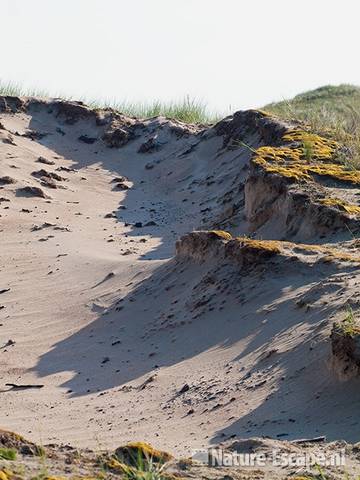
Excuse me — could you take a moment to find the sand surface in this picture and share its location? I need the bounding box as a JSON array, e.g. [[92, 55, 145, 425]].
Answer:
[[0, 100, 359, 455]]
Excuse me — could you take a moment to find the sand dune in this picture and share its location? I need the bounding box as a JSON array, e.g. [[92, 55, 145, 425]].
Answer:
[[0, 97, 360, 459]]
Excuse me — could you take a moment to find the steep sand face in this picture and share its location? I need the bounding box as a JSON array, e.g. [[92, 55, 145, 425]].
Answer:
[[0, 97, 360, 454]]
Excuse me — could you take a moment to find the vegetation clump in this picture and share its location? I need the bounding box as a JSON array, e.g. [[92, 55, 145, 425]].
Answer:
[[0, 81, 216, 124], [208, 230, 233, 240], [335, 306, 360, 338], [105, 442, 173, 479], [331, 306, 360, 376], [0, 470, 11, 480], [233, 237, 282, 254], [0, 430, 41, 456], [319, 198, 360, 215], [0, 449, 16, 461], [253, 127, 360, 184], [233, 237, 360, 263], [283, 130, 338, 159], [114, 442, 172, 467], [179, 232, 360, 264], [265, 84, 360, 169]]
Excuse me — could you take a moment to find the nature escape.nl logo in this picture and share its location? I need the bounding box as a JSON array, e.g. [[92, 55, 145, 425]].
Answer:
[[192, 448, 346, 468]]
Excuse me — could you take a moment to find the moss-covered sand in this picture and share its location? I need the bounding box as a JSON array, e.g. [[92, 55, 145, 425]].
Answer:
[[253, 126, 360, 184]]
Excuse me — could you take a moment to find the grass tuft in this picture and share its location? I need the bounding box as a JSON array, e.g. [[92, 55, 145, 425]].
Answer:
[[340, 305, 360, 337], [0, 80, 218, 124], [0, 448, 16, 461]]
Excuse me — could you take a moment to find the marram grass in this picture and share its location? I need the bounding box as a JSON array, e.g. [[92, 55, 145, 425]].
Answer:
[[0, 80, 219, 124], [1, 81, 359, 167]]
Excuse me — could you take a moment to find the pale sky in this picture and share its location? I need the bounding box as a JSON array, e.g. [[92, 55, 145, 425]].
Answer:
[[1, 0, 360, 114]]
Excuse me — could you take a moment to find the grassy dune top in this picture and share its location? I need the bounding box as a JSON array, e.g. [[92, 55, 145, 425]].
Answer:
[[266, 84, 360, 168], [0, 80, 216, 124], [0, 82, 359, 166]]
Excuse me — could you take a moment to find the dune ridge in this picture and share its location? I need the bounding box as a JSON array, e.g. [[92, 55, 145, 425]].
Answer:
[[0, 95, 360, 478]]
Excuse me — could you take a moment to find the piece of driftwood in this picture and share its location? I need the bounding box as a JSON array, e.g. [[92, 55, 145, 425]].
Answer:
[[292, 436, 326, 444], [5, 383, 44, 390]]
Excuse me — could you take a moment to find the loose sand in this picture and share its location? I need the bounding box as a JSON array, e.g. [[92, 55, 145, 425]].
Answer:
[[0, 99, 359, 457]]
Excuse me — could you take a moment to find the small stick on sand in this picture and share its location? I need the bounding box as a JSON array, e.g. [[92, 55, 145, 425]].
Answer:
[[5, 383, 44, 391], [292, 436, 326, 444]]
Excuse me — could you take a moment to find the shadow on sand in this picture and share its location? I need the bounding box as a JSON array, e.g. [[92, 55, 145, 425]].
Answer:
[[29, 110, 360, 443], [28, 111, 202, 261]]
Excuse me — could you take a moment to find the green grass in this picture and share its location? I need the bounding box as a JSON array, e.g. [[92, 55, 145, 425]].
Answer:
[[0, 80, 51, 98], [333, 305, 360, 339], [340, 305, 360, 337], [265, 84, 360, 168], [302, 137, 314, 161], [0, 447, 17, 461], [105, 447, 171, 480], [88, 95, 217, 124], [121, 455, 168, 480], [0, 80, 218, 124]]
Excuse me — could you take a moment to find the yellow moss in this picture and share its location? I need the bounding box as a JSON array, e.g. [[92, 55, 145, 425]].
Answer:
[[193, 232, 360, 264], [0, 470, 16, 480], [289, 242, 360, 263], [115, 442, 172, 466], [45, 477, 97, 480], [208, 230, 233, 240], [287, 477, 312, 480], [109, 443, 173, 480], [106, 458, 133, 475], [319, 198, 360, 215], [283, 130, 338, 160], [44, 477, 67, 480], [321, 253, 360, 263], [308, 162, 360, 182], [235, 237, 282, 253], [230, 237, 360, 263], [253, 127, 360, 184], [0, 431, 24, 442], [253, 109, 273, 117], [253, 152, 310, 181]]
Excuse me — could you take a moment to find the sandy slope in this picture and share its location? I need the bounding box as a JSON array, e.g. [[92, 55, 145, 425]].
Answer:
[[0, 99, 360, 457]]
